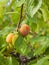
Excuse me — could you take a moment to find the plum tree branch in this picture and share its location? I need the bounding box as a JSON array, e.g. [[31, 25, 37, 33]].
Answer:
[[17, 4, 23, 31]]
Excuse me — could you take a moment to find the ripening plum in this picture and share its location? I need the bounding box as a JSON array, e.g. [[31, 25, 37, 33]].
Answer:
[[19, 24, 30, 36], [6, 33, 14, 43]]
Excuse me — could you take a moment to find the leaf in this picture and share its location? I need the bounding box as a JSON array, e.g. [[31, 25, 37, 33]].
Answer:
[[28, 60, 36, 65], [12, 57, 19, 65], [27, 0, 42, 18], [0, 6, 4, 18], [14, 35, 31, 55], [6, 56, 19, 65], [30, 35, 49, 55], [0, 53, 6, 65], [0, 56, 19, 65], [8, 57, 12, 65], [35, 56, 49, 65], [0, 35, 7, 50], [16, 0, 25, 7], [0, 0, 8, 18], [43, 60, 49, 65], [40, 3, 49, 21], [0, 26, 14, 37]]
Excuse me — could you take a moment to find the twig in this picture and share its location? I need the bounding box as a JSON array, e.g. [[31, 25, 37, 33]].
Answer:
[[17, 4, 23, 31], [27, 42, 34, 51], [29, 31, 38, 37]]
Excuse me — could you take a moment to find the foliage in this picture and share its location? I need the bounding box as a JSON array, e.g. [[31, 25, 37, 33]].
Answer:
[[0, 0, 49, 65]]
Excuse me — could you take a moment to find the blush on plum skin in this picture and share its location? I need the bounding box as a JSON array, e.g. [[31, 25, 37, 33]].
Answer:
[[6, 33, 14, 43], [19, 24, 30, 36]]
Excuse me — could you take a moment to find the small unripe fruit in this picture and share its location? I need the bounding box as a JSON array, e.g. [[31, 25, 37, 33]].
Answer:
[[19, 24, 30, 36], [6, 33, 14, 43]]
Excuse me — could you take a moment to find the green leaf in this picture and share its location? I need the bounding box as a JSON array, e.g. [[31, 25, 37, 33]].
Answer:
[[35, 56, 49, 65], [6, 56, 19, 65], [0, 0, 8, 18], [0, 53, 6, 65], [30, 36, 49, 55], [0, 35, 7, 50], [40, 3, 49, 21], [0, 55, 19, 65], [0, 26, 14, 37], [27, 0, 42, 18], [16, 0, 25, 7], [14, 35, 31, 55]]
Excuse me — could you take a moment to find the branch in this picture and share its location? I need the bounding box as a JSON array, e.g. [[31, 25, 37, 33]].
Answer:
[[27, 42, 34, 51], [29, 31, 38, 37], [17, 4, 23, 31]]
